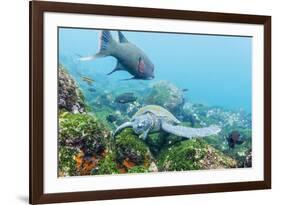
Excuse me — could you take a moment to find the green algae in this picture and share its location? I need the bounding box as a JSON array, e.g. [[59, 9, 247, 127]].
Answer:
[[58, 146, 78, 176], [114, 128, 152, 166], [59, 112, 108, 156], [157, 139, 237, 171], [128, 166, 149, 173], [91, 154, 119, 175]]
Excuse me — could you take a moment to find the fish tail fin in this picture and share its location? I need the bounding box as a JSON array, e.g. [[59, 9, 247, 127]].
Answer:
[[78, 55, 101, 61], [98, 30, 116, 56], [78, 30, 116, 62]]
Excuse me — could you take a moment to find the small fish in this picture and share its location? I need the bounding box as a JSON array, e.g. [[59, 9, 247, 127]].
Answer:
[[182, 88, 189, 92], [227, 131, 245, 148], [115, 92, 137, 104], [81, 76, 95, 86], [88, 88, 96, 92], [79, 30, 155, 80], [106, 114, 117, 123]]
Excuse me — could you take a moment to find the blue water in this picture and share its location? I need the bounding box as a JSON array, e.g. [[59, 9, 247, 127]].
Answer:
[[59, 27, 252, 112]]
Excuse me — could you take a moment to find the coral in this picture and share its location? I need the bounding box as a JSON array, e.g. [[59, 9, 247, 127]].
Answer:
[[157, 139, 237, 171], [58, 64, 86, 113], [145, 81, 184, 116], [59, 112, 108, 156], [114, 128, 152, 167]]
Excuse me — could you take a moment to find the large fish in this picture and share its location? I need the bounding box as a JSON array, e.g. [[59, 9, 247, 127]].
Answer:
[[79, 30, 155, 80]]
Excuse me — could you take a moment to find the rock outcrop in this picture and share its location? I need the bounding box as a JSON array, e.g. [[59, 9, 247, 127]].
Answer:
[[58, 64, 85, 113], [145, 81, 184, 116]]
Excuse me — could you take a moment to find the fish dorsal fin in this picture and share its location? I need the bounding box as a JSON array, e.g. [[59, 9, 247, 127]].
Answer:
[[118, 31, 129, 43]]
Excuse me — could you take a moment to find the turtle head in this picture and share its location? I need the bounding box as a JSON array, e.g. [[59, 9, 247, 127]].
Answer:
[[132, 114, 152, 136]]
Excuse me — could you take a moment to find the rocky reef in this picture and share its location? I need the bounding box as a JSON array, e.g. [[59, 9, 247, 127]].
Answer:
[[58, 112, 110, 176], [58, 64, 252, 177], [114, 128, 153, 170], [157, 139, 237, 171], [145, 81, 185, 117], [58, 64, 85, 114], [59, 112, 108, 156]]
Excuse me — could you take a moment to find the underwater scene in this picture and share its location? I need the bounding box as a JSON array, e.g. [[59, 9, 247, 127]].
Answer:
[[58, 28, 252, 177]]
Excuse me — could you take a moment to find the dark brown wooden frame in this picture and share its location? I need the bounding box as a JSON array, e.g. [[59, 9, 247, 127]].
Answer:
[[30, 0, 271, 204]]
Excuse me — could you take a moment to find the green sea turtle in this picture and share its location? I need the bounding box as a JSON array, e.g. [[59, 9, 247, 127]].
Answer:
[[113, 105, 221, 140]]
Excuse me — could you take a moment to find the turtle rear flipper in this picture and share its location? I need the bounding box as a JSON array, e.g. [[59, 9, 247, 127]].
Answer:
[[161, 122, 221, 139]]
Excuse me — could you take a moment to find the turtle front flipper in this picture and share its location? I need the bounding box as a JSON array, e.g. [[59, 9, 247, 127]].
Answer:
[[161, 122, 221, 139], [113, 122, 133, 138], [139, 127, 151, 140]]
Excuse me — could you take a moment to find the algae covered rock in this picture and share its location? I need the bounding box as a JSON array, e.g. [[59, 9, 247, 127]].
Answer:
[[244, 149, 252, 167], [145, 81, 184, 115], [114, 128, 152, 167], [59, 112, 108, 156], [128, 166, 149, 173], [146, 132, 182, 155], [58, 146, 79, 177], [205, 128, 252, 167], [157, 139, 237, 171], [91, 154, 119, 175], [58, 64, 85, 113], [145, 132, 166, 155]]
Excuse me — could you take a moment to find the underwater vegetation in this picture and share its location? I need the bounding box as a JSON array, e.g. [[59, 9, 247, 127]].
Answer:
[[58, 64, 252, 176], [59, 112, 108, 156], [114, 128, 152, 168], [157, 139, 237, 171]]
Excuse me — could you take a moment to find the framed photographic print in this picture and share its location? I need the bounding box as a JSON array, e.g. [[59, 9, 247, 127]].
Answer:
[[29, 1, 271, 204]]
